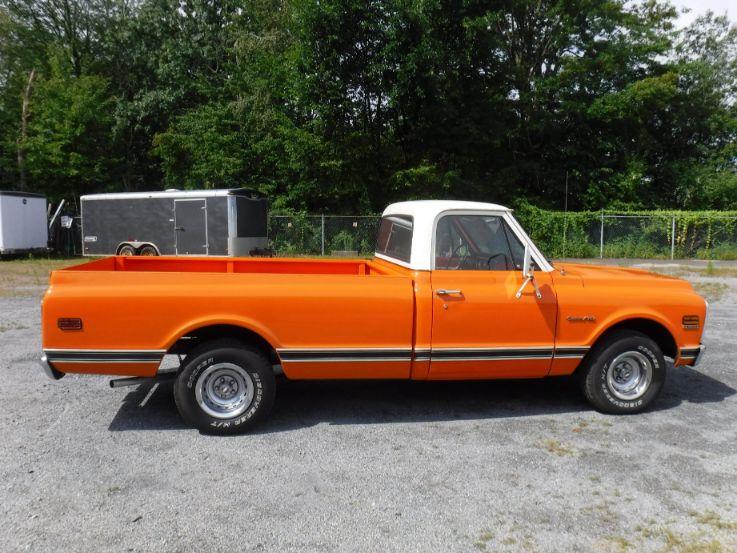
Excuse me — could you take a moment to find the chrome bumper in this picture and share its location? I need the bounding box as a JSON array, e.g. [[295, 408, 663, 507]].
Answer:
[[681, 345, 705, 367], [39, 355, 65, 380], [692, 345, 705, 367]]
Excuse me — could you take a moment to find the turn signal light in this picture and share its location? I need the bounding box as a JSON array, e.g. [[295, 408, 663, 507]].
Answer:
[[58, 318, 83, 331], [682, 315, 699, 330]]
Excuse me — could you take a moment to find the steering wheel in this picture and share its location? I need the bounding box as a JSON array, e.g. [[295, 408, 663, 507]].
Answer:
[[486, 252, 511, 270], [443, 243, 470, 270]]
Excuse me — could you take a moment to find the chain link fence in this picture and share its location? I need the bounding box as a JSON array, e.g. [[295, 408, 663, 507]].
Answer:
[[268, 215, 380, 256], [269, 213, 737, 260], [517, 212, 737, 260], [58, 211, 737, 259]]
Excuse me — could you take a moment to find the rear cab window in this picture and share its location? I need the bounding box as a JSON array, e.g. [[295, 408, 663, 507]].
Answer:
[[375, 215, 413, 263]]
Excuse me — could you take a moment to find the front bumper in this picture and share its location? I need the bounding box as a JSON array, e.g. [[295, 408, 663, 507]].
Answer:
[[680, 345, 705, 367], [39, 355, 65, 380]]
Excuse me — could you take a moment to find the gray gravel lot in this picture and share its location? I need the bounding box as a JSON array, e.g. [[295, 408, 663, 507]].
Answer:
[[1, 260, 736, 552]]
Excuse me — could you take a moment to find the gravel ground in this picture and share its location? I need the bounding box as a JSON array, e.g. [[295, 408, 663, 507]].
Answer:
[[1, 259, 736, 552]]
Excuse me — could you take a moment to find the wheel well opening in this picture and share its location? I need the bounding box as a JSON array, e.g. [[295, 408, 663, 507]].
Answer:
[[168, 324, 278, 363], [595, 318, 678, 359]]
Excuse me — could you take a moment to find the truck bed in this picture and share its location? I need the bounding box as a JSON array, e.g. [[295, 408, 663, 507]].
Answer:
[[43, 254, 417, 380], [63, 255, 400, 276]]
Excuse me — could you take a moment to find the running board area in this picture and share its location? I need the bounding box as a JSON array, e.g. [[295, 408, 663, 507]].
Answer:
[[109, 371, 176, 388], [110, 365, 282, 388]]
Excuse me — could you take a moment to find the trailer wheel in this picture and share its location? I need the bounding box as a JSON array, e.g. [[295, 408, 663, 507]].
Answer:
[[174, 340, 275, 434], [118, 244, 135, 256], [139, 245, 158, 256]]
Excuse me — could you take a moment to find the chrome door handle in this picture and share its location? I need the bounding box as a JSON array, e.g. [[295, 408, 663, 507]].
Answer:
[[436, 289, 462, 296]]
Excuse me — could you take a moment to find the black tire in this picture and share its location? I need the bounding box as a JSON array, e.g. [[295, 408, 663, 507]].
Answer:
[[579, 330, 665, 414], [138, 245, 158, 256], [174, 339, 275, 434], [118, 244, 136, 256]]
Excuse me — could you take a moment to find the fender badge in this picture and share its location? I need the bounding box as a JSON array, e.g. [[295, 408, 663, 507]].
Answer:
[[567, 315, 596, 323]]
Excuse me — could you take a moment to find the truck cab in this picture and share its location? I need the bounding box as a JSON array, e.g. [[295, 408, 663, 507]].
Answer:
[[40, 200, 707, 434]]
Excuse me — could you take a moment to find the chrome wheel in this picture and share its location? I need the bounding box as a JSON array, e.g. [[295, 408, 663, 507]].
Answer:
[[194, 363, 254, 419], [606, 351, 652, 401]]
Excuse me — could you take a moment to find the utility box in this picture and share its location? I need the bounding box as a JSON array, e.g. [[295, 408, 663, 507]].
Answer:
[[80, 188, 268, 257], [0, 191, 48, 255]]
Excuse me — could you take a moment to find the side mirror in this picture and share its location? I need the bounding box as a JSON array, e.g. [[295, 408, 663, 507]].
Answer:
[[515, 244, 542, 299], [521, 244, 532, 277]]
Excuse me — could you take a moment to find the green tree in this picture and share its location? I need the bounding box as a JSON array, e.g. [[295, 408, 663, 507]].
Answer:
[[0, 0, 735, 213], [23, 55, 114, 199]]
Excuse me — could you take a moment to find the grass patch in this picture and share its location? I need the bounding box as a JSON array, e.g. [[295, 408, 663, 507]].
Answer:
[[0, 257, 86, 294], [632, 524, 733, 553], [690, 510, 737, 531], [474, 530, 494, 550], [538, 439, 576, 456], [660, 528, 727, 553], [0, 321, 28, 332], [692, 282, 729, 301], [572, 420, 589, 433], [608, 535, 632, 551]]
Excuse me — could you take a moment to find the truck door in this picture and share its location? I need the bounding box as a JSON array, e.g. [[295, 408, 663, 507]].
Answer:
[[175, 199, 208, 255], [429, 212, 557, 379]]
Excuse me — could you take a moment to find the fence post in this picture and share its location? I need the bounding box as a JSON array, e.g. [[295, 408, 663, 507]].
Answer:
[[671, 216, 676, 260], [600, 210, 604, 259], [321, 214, 325, 256]]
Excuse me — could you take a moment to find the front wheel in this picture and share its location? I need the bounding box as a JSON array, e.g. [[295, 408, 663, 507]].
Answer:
[[579, 330, 665, 414], [174, 340, 275, 434]]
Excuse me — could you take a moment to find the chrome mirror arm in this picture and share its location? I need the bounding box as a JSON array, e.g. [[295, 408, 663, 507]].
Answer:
[[515, 243, 542, 299], [515, 273, 542, 299]]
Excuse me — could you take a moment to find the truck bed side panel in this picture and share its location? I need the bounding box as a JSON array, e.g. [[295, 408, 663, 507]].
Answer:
[[42, 268, 415, 379]]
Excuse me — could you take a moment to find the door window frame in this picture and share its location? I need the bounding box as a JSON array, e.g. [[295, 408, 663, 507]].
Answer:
[[430, 210, 552, 272]]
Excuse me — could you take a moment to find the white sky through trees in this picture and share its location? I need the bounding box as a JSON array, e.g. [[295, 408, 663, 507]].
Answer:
[[675, 0, 734, 26]]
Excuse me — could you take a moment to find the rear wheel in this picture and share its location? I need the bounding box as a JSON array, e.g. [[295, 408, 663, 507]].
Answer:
[[138, 245, 158, 256], [174, 340, 275, 434], [118, 244, 135, 256], [579, 330, 665, 414]]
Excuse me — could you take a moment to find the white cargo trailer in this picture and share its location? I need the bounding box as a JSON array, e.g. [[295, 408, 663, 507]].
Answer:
[[0, 191, 48, 255]]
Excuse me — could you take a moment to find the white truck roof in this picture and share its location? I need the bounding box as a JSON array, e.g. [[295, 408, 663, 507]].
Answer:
[[378, 200, 551, 272], [384, 200, 510, 216]]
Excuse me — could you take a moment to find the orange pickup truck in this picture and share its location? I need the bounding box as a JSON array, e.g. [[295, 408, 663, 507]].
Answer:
[[40, 201, 707, 434]]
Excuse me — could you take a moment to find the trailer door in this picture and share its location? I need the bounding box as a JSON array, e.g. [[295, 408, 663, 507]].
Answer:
[[174, 199, 208, 255]]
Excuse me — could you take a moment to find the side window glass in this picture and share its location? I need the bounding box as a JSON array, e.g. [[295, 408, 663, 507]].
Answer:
[[503, 223, 525, 269], [435, 214, 525, 271]]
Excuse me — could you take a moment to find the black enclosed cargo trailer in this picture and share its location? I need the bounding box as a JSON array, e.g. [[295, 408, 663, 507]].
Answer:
[[80, 189, 268, 256]]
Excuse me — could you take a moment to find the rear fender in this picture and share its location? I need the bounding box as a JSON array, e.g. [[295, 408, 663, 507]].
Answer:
[[163, 315, 282, 353]]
